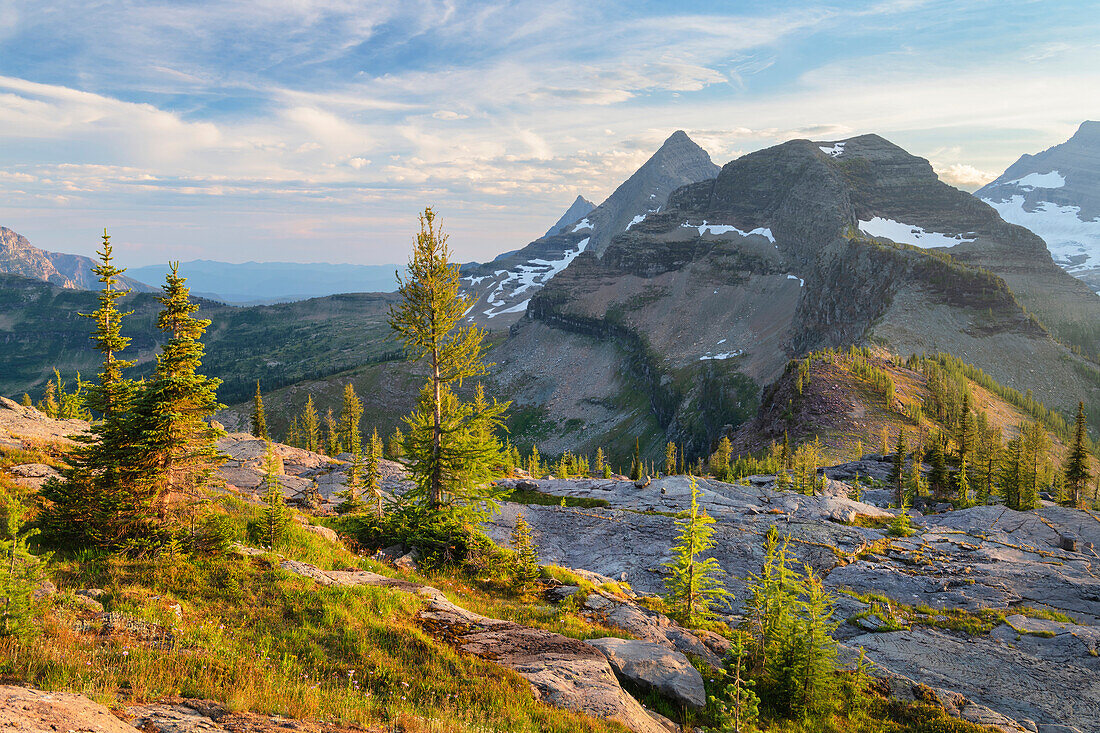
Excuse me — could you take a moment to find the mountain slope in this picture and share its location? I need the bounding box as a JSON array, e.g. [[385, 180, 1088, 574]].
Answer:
[[977, 121, 1100, 293], [0, 227, 154, 292], [490, 133, 1100, 459], [459, 131, 719, 329]]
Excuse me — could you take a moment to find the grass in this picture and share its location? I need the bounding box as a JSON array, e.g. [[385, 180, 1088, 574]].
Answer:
[[8, 527, 628, 733], [843, 590, 1075, 636]]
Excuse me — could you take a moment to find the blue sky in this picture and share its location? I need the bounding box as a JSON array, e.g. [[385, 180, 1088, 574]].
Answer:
[[0, 0, 1098, 267]]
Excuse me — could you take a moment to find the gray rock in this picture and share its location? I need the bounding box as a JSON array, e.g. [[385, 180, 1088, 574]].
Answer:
[[586, 637, 706, 709], [0, 684, 136, 732]]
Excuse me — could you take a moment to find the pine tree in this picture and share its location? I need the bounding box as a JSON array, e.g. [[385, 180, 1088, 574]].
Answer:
[[890, 432, 907, 508], [387, 426, 405, 460], [663, 477, 731, 625], [1020, 421, 1050, 510], [1001, 437, 1024, 510], [0, 495, 42, 639], [403, 381, 507, 518], [251, 381, 268, 439], [338, 383, 363, 457], [324, 408, 340, 456], [594, 446, 605, 475], [259, 442, 291, 548], [366, 428, 384, 516], [302, 396, 321, 453], [956, 457, 971, 507], [710, 436, 732, 482], [907, 443, 925, 503], [389, 207, 507, 511], [38, 231, 149, 549], [928, 433, 949, 498], [745, 526, 799, 680], [631, 438, 643, 481], [285, 415, 302, 449], [529, 445, 542, 478], [131, 262, 225, 522], [665, 441, 677, 476], [19, 393, 31, 408], [1065, 401, 1091, 508], [510, 512, 540, 593], [711, 634, 760, 733], [789, 568, 839, 719]]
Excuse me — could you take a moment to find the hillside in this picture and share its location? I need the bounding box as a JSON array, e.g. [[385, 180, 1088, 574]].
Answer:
[[0, 273, 399, 405]]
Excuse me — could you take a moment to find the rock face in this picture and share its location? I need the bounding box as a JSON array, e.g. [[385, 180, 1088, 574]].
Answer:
[[492, 131, 1100, 459], [458, 131, 719, 329], [545, 195, 597, 238], [586, 637, 707, 709], [488, 474, 1100, 732], [0, 684, 135, 732], [0, 395, 87, 450], [0, 226, 153, 292], [978, 121, 1100, 292], [276, 560, 672, 733]]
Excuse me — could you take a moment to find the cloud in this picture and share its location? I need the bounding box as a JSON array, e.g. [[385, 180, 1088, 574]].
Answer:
[[934, 163, 997, 190]]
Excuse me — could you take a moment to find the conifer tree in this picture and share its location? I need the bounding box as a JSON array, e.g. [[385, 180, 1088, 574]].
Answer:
[[746, 526, 798, 679], [928, 433, 949, 498], [1020, 421, 1050, 509], [528, 445, 541, 478], [665, 441, 677, 476], [0, 495, 42, 639], [710, 436, 732, 482], [890, 432, 907, 508], [324, 408, 340, 455], [302, 396, 321, 453], [39, 231, 148, 548], [1000, 437, 1024, 510], [956, 457, 971, 507], [338, 383, 363, 457], [789, 568, 839, 718], [366, 428, 384, 516], [510, 512, 540, 593], [594, 446, 605, 475], [285, 415, 302, 449], [20, 394, 31, 408], [711, 634, 760, 733], [631, 438, 643, 481], [251, 381, 268, 439], [389, 207, 506, 510], [663, 477, 731, 625], [131, 262, 225, 521], [1065, 401, 1091, 508], [907, 443, 925, 504], [259, 442, 291, 547], [387, 426, 405, 460]]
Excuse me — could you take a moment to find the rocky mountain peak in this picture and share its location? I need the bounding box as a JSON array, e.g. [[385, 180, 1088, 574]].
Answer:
[[544, 195, 597, 237], [0, 226, 155, 293], [977, 120, 1100, 292]]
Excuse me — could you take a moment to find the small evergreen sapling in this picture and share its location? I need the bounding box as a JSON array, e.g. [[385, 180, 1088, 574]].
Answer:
[[0, 495, 42, 639], [259, 442, 291, 548], [710, 633, 759, 733], [510, 512, 540, 593], [251, 381, 268, 439], [663, 476, 731, 625]]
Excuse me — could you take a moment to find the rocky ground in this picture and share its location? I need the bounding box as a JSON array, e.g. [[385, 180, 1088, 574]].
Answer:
[[486, 469, 1100, 733], [4, 396, 1097, 732]]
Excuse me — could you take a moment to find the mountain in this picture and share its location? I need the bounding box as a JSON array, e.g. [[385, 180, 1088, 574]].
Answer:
[[976, 121, 1100, 294], [544, 195, 596, 237], [128, 259, 402, 304], [485, 133, 1100, 459], [458, 131, 720, 329], [0, 227, 154, 292], [0, 272, 399, 405]]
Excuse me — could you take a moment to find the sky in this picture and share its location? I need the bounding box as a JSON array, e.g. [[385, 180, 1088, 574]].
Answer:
[[0, 0, 1098, 267]]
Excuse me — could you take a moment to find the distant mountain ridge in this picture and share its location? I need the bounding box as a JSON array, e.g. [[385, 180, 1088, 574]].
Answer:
[[129, 260, 402, 304], [0, 227, 154, 293], [977, 121, 1100, 293]]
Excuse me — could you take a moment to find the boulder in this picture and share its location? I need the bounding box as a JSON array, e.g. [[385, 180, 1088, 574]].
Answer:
[[0, 684, 135, 732], [303, 523, 339, 544], [586, 637, 706, 709]]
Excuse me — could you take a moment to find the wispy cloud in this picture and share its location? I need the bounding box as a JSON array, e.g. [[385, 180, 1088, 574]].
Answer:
[[0, 0, 1097, 264]]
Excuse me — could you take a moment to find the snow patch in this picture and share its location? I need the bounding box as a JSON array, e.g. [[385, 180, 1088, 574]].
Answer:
[[1008, 171, 1066, 190], [819, 142, 846, 158], [787, 274, 805, 287], [699, 350, 743, 361], [682, 220, 776, 243], [626, 213, 647, 230], [464, 275, 487, 286], [480, 237, 591, 317], [983, 195, 1100, 280], [572, 218, 592, 232], [858, 217, 977, 249]]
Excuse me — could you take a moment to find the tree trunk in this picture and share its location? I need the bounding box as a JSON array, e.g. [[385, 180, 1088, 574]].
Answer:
[[431, 345, 443, 509]]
